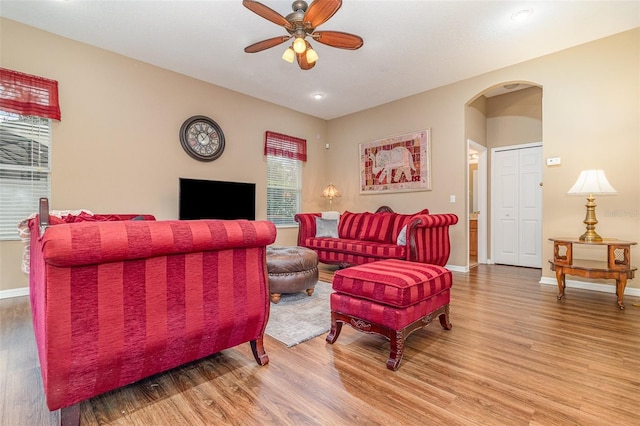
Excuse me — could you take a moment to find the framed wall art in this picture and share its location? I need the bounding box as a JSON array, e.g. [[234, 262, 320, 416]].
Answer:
[[359, 129, 431, 194]]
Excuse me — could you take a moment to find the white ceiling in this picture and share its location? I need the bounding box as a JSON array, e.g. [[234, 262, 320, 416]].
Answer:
[[1, 1, 638, 120]]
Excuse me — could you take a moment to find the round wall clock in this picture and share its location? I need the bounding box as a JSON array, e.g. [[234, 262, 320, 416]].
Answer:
[[179, 115, 225, 162]]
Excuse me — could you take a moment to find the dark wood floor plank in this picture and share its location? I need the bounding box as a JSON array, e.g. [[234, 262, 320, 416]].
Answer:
[[2, 264, 640, 425]]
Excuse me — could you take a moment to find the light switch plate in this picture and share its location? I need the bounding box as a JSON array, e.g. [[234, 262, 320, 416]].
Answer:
[[546, 157, 561, 166]]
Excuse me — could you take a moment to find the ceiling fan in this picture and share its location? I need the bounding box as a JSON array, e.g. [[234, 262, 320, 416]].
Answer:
[[243, 0, 364, 70]]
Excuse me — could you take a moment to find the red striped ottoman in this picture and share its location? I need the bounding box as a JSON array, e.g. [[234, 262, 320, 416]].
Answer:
[[326, 259, 452, 370]]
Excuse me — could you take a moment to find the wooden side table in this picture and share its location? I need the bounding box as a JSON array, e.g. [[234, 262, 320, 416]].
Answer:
[[549, 238, 637, 309]]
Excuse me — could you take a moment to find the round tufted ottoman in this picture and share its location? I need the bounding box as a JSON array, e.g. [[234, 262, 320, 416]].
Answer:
[[266, 246, 319, 304]]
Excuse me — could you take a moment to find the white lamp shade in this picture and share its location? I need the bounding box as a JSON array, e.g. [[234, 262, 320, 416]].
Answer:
[[567, 169, 617, 195], [282, 47, 295, 63], [322, 184, 341, 199], [306, 48, 318, 63], [293, 37, 306, 53]]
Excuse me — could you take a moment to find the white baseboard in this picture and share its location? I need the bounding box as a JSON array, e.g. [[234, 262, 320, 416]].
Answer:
[[0, 287, 29, 299], [539, 277, 640, 297], [446, 264, 467, 273]]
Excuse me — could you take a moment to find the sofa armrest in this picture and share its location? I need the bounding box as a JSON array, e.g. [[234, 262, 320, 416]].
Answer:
[[294, 213, 321, 246], [405, 213, 458, 266], [37, 219, 277, 268]]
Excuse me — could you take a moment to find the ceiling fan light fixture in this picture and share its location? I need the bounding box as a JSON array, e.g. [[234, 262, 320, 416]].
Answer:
[[293, 37, 306, 53], [306, 47, 318, 63], [243, 0, 363, 71], [282, 47, 295, 63]]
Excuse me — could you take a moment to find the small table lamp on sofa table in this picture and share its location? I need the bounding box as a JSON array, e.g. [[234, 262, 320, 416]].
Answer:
[[567, 169, 617, 242], [322, 183, 341, 209]]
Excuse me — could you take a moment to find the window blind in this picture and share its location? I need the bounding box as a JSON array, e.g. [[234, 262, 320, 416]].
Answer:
[[0, 68, 61, 120], [0, 68, 58, 240], [0, 114, 51, 240], [264, 131, 307, 162], [265, 131, 305, 226], [266, 155, 302, 226]]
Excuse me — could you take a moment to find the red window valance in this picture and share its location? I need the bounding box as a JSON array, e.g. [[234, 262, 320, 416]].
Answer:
[[264, 131, 307, 162], [0, 68, 61, 120]]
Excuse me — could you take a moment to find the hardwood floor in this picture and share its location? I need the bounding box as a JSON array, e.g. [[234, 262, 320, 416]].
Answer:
[[2, 264, 640, 425]]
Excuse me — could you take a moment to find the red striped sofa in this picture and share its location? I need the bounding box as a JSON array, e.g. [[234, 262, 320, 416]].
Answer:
[[27, 199, 276, 425], [294, 206, 458, 267]]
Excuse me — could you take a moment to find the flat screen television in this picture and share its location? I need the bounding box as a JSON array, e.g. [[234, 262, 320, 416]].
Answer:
[[179, 178, 256, 220]]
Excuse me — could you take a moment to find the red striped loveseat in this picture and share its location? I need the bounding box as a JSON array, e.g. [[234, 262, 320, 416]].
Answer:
[[27, 199, 276, 425], [294, 206, 458, 267]]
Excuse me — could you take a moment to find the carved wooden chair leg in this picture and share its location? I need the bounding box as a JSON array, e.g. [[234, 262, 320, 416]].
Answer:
[[438, 306, 452, 330], [325, 314, 343, 344], [250, 338, 269, 366], [386, 329, 405, 371]]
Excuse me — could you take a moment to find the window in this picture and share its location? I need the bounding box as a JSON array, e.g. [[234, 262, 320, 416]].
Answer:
[[0, 114, 51, 240], [0, 68, 60, 240], [264, 131, 306, 226], [266, 155, 302, 226]]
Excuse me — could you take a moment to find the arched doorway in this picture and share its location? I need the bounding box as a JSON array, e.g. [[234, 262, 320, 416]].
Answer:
[[465, 82, 543, 270]]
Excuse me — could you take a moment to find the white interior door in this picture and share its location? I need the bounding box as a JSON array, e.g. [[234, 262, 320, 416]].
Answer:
[[492, 144, 542, 267]]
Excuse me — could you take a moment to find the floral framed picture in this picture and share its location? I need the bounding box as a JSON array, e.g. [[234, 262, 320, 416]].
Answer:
[[359, 129, 431, 194]]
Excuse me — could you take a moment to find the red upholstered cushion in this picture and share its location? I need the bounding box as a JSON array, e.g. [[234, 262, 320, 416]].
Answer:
[[390, 209, 429, 244], [302, 237, 407, 260], [330, 289, 450, 330], [338, 211, 364, 240], [357, 212, 395, 243], [332, 259, 452, 308], [294, 213, 320, 238]]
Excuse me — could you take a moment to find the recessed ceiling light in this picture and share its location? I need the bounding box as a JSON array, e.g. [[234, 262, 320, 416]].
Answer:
[[312, 93, 325, 100], [511, 9, 533, 21]]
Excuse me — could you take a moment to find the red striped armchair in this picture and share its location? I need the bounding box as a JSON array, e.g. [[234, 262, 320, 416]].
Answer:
[[27, 199, 276, 424], [295, 206, 458, 267]]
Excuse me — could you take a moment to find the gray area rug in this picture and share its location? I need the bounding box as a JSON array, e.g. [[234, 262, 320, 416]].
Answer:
[[265, 281, 332, 347]]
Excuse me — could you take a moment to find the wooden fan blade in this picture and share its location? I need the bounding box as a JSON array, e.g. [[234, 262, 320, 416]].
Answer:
[[312, 31, 363, 50], [296, 45, 316, 70], [244, 36, 291, 53], [304, 0, 342, 28], [243, 0, 293, 30]]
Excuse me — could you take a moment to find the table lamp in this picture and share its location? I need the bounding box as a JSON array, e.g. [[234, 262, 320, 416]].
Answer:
[[322, 183, 341, 208], [567, 169, 616, 242]]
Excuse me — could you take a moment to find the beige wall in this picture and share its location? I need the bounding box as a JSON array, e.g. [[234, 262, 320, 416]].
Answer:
[[1, 18, 638, 294], [327, 83, 468, 265], [0, 18, 328, 291], [486, 86, 542, 148], [326, 28, 639, 284], [466, 95, 487, 147]]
